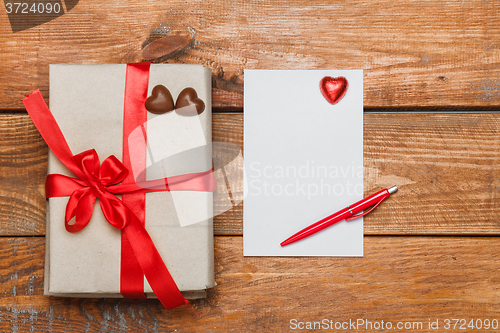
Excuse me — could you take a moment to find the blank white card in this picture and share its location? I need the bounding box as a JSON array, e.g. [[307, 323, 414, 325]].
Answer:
[[243, 70, 363, 256]]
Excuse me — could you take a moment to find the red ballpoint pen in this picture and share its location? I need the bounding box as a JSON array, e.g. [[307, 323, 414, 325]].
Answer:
[[280, 186, 398, 247]]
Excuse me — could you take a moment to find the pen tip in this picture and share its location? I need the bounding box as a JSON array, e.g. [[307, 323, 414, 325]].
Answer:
[[388, 186, 398, 194]]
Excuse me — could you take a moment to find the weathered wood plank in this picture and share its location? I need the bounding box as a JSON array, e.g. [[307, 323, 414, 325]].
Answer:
[[1, 113, 500, 236], [0, 115, 47, 235], [2, 0, 500, 109], [0, 236, 499, 332], [365, 113, 500, 234]]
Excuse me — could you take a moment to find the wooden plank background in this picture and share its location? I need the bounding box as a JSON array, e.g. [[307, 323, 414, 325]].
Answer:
[[1, 236, 500, 332], [1, 0, 500, 331], [1, 113, 499, 237], [1, 0, 500, 109], [0, 113, 499, 332]]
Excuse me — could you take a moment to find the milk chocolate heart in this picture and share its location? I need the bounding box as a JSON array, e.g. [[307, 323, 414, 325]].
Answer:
[[320, 76, 348, 105], [174, 87, 205, 116], [145, 85, 175, 114]]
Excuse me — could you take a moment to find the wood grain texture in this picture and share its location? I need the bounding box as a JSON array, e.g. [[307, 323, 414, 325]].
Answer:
[[1, 113, 500, 236], [0, 236, 499, 332], [365, 113, 500, 234], [2, 0, 500, 109], [0, 115, 47, 235]]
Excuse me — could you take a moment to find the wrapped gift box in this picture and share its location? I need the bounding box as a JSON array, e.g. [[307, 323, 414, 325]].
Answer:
[[44, 64, 215, 299]]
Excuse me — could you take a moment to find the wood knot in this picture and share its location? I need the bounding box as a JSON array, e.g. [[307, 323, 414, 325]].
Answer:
[[141, 32, 194, 61]]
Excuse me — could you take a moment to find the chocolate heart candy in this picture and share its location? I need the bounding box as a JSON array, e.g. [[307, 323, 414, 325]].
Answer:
[[320, 76, 348, 105], [174, 87, 205, 116], [145, 85, 175, 114]]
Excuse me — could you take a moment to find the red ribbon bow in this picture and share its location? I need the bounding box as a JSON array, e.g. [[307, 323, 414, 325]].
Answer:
[[46, 148, 215, 234], [22, 64, 215, 309], [57, 149, 132, 232]]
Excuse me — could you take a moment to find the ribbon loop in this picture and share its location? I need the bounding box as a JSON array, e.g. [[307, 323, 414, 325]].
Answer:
[[65, 187, 96, 233], [99, 194, 132, 230], [100, 155, 129, 185]]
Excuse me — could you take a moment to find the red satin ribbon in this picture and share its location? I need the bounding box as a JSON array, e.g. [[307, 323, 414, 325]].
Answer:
[[121, 62, 149, 299], [23, 71, 215, 309]]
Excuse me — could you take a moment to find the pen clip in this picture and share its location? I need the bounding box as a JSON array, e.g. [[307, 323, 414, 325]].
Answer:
[[345, 196, 387, 221]]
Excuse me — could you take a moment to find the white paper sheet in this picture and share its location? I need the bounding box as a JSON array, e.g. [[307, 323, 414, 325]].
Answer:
[[243, 70, 364, 256]]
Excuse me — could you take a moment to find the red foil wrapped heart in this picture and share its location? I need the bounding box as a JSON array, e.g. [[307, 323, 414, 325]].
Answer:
[[319, 76, 348, 105]]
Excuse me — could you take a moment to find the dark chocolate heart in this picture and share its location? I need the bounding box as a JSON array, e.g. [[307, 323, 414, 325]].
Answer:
[[320, 76, 348, 105], [145, 85, 175, 114], [174, 87, 205, 116]]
